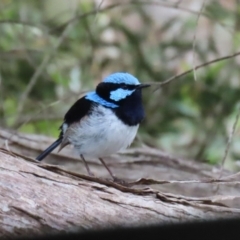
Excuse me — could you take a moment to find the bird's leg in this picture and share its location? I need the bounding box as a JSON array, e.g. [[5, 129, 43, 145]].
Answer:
[[98, 158, 128, 186], [98, 157, 115, 180], [98, 158, 130, 186], [80, 154, 95, 177]]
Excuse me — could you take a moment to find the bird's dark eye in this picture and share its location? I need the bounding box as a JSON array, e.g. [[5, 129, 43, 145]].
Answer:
[[122, 85, 128, 89]]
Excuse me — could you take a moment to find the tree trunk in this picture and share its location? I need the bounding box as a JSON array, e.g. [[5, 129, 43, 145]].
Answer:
[[0, 128, 240, 238]]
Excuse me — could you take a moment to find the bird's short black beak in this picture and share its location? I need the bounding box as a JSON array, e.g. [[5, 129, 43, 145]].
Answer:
[[137, 83, 151, 89]]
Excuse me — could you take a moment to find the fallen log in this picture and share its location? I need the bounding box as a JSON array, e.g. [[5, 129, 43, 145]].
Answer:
[[0, 129, 240, 238]]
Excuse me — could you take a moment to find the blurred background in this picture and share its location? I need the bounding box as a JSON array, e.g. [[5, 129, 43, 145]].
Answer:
[[0, 0, 240, 171]]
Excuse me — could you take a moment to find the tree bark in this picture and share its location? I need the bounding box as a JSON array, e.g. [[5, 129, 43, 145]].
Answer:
[[0, 128, 240, 238]]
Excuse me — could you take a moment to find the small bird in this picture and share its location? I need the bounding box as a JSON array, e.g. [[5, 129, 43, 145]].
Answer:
[[36, 72, 149, 181]]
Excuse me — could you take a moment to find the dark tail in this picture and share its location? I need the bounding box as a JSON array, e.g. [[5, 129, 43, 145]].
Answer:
[[36, 138, 62, 161]]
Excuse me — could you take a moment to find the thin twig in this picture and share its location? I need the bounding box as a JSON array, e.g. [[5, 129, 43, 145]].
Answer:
[[219, 106, 240, 177], [16, 18, 75, 121], [17, 96, 87, 129], [13, 90, 87, 127], [50, 0, 229, 33], [4, 139, 10, 151], [151, 51, 240, 92], [50, 0, 201, 32], [0, 20, 42, 29], [13, 114, 62, 126], [93, 0, 105, 24], [192, 0, 206, 82]]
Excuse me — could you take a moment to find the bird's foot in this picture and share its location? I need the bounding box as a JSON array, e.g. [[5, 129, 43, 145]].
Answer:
[[88, 171, 95, 177], [112, 177, 129, 187]]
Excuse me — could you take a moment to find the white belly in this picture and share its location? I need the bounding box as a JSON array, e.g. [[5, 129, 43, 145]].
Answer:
[[63, 105, 139, 158]]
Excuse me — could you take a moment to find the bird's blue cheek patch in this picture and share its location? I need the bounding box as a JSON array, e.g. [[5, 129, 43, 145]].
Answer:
[[110, 88, 135, 101], [85, 92, 118, 108]]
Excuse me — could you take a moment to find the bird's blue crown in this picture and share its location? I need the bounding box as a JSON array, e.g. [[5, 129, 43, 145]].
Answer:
[[85, 72, 140, 108], [103, 72, 140, 85]]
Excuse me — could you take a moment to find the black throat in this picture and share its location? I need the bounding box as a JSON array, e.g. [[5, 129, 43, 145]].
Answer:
[[113, 89, 145, 126]]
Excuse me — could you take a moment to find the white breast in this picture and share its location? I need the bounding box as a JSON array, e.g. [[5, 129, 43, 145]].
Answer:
[[63, 105, 139, 158]]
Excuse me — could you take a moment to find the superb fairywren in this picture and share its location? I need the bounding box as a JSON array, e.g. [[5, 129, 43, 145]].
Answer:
[[36, 72, 150, 180]]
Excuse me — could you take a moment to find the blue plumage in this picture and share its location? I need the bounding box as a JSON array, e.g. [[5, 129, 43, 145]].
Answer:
[[103, 72, 140, 85], [85, 91, 118, 108], [36, 71, 149, 182], [109, 88, 135, 101]]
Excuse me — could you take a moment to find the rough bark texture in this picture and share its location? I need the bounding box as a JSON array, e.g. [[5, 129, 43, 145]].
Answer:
[[0, 128, 240, 238]]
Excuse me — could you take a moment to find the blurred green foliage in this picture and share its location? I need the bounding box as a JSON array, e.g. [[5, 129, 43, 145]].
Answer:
[[0, 0, 240, 170]]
